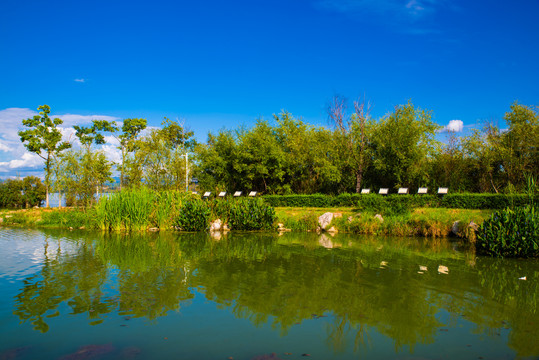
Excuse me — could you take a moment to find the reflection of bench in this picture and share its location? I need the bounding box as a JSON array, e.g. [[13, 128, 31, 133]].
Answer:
[[379, 188, 389, 195], [248, 191, 257, 197], [438, 187, 448, 194], [360, 189, 370, 194], [417, 187, 428, 194], [398, 188, 409, 194], [203, 192, 211, 198], [233, 191, 242, 197], [218, 191, 226, 197]]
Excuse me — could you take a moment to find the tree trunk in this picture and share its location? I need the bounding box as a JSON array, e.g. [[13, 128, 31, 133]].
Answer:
[[355, 170, 363, 193]]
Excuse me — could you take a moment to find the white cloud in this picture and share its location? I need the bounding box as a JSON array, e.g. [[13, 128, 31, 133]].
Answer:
[[0, 107, 120, 176], [0, 141, 11, 152], [101, 144, 122, 164], [74, 78, 85, 83], [445, 119, 464, 132], [0, 152, 42, 170]]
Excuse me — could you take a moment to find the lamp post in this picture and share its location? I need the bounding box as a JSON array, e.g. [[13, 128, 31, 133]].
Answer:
[[182, 153, 189, 192]]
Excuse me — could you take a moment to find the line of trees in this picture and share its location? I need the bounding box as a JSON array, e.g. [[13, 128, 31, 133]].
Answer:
[[12, 100, 539, 207]]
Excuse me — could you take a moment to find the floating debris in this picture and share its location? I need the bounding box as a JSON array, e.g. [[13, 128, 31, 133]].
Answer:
[[251, 353, 283, 360], [60, 344, 114, 360], [519, 276, 527, 280]]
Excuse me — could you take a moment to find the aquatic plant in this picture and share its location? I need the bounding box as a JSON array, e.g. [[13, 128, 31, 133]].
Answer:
[[476, 205, 539, 258]]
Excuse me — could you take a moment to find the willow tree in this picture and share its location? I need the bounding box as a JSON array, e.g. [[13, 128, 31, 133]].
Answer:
[[19, 105, 71, 207]]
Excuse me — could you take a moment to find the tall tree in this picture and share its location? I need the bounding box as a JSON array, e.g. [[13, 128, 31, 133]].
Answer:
[[369, 101, 440, 189], [502, 102, 539, 189], [18, 105, 71, 207], [328, 95, 372, 193], [117, 118, 147, 190]]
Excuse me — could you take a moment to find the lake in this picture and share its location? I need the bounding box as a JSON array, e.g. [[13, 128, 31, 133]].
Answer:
[[0, 228, 538, 359]]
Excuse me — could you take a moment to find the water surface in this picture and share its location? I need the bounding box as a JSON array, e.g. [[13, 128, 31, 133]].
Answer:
[[0, 229, 538, 359]]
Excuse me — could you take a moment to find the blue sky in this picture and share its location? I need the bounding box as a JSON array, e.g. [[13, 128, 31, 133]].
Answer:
[[1, 0, 538, 177]]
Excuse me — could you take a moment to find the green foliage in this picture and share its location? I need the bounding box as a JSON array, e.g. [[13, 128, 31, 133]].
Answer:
[[476, 206, 539, 258], [0, 177, 46, 208], [18, 105, 71, 207], [93, 188, 157, 231], [208, 198, 276, 230], [265, 193, 533, 210], [174, 199, 211, 231], [440, 193, 532, 209], [226, 198, 276, 230], [39, 209, 90, 228]]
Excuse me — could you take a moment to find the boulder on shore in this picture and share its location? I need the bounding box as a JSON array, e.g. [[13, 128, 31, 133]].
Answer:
[[318, 212, 334, 230], [210, 219, 222, 231]]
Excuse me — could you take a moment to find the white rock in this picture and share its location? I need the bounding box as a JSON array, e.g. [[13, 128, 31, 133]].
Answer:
[[374, 214, 384, 223], [210, 219, 222, 231], [419, 265, 428, 272], [327, 226, 338, 233], [318, 212, 334, 230]]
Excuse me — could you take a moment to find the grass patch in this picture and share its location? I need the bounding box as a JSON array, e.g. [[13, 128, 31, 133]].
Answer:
[[275, 206, 493, 240]]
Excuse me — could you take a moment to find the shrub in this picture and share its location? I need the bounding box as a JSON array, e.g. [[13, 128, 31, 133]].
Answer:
[[175, 199, 211, 231], [476, 206, 539, 258], [227, 198, 276, 230]]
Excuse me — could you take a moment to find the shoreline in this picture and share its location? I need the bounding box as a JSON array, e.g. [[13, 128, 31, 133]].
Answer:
[[0, 206, 492, 241]]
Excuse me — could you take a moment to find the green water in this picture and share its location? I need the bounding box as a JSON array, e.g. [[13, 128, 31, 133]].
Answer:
[[0, 229, 538, 360]]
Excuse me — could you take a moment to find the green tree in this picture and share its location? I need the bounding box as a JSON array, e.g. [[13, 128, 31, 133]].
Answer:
[[18, 105, 71, 207], [117, 118, 147, 189], [136, 118, 195, 191], [502, 102, 539, 189], [328, 96, 372, 193], [369, 101, 440, 189]]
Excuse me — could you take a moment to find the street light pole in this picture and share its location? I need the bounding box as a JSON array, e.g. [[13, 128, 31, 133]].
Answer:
[[185, 152, 189, 192]]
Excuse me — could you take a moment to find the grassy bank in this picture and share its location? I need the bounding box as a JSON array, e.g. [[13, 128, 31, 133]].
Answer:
[[276, 207, 493, 239], [0, 188, 493, 241]]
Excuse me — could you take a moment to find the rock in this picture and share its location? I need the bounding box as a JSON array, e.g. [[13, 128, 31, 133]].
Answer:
[[347, 216, 353, 223], [374, 214, 384, 223], [223, 223, 230, 231], [318, 212, 334, 230], [148, 227, 159, 232], [333, 212, 343, 218], [79, 226, 85, 230], [327, 226, 338, 233], [468, 221, 479, 231], [210, 219, 222, 231], [451, 221, 460, 236]]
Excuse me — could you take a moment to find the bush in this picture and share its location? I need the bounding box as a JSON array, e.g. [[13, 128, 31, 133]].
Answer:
[[224, 198, 276, 230], [476, 206, 539, 258], [356, 194, 413, 216], [263, 193, 536, 210], [175, 199, 211, 231]]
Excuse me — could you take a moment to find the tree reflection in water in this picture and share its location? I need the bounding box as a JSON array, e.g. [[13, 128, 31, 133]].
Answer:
[[12, 230, 539, 357]]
